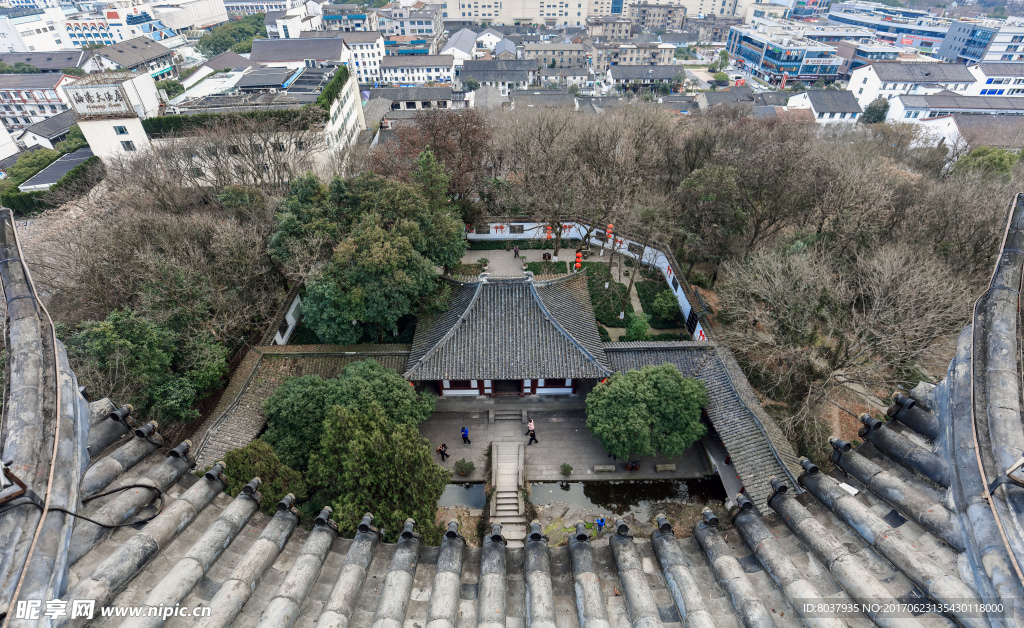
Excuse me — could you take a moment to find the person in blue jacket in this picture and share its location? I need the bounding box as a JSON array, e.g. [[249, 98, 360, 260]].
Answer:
[[461, 426, 471, 445]]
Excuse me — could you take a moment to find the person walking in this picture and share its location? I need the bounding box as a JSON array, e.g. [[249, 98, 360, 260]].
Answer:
[[595, 516, 605, 536], [436, 443, 449, 461], [513, 245, 520, 258], [527, 420, 538, 446], [461, 426, 471, 445]]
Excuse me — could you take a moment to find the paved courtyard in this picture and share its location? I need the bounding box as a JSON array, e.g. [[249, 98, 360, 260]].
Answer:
[[419, 402, 713, 484]]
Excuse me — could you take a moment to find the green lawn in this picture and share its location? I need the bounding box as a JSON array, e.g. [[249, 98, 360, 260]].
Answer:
[[526, 261, 568, 275]]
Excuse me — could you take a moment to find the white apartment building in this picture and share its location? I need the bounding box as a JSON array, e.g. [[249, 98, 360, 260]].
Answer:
[[887, 92, 1024, 122], [848, 62, 976, 109], [787, 89, 862, 124], [377, 3, 443, 36], [151, 0, 229, 32], [325, 64, 366, 150], [379, 54, 454, 84], [0, 8, 72, 53], [223, 0, 299, 16], [966, 62, 1024, 96], [266, 5, 324, 38], [341, 31, 384, 82], [0, 73, 75, 131], [62, 71, 160, 160]]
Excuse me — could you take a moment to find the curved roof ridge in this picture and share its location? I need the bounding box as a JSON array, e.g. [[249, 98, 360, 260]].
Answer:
[[403, 280, 485, 379], [529, 277, 612, 377]]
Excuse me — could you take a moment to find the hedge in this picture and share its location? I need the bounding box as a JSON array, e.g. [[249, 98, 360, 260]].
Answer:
[[580, 262, 634, 327], [3, 155, 103, 217], [467, 238, 581, 251], [315, 65, 350, 112], [141, 108, 320, 138], [525, 261, 567, 275], [635, 279, 685, 329]]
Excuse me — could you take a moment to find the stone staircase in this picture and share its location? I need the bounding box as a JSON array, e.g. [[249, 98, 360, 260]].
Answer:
[[490, 442, 527, 547], [490, 409, 526, 422]]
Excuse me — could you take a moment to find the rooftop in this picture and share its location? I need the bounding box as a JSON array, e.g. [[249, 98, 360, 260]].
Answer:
[[801, 89, 863, 113], [0, 73, 68, 89], [18, 146, 93, 192], [235, 67, 301, 90], [368, 86, 453, 100], [20, 108, 77, 140], [868, 61, 974, 82], [608, 65, 680, 80], [93, 36, 172, 68], [250, 38, 346, 62], [202, 50, 259, 71], [977, 62, 1024, 77], [380, 55, 454, 68], [951, 113, 1024, 150], [0, 50, 88, 71], [404, 273, 611, 381], [462, 59, 539, 72], [442, 28, 478, 55], [902, 92, 1024, 110]]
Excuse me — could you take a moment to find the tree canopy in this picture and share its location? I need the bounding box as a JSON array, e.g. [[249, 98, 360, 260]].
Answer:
[[222, 439, 309, 515], [308, 405, 450, 544], [261, 359, 435, 471], [67, 309, 226, 423], [860, 97, 889, 124], [197, 13, 267, 55], [952, 146, 1020, 178], [585, 364, 708, 460]]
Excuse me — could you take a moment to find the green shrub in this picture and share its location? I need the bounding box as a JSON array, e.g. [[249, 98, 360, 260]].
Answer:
[[598, 325, 611, 342], [141, 109, 318, 138], [651, 332, 691, 341], [580, 262, 634, 327], [623, 312, 651, 341], [560, 463, 573, 476], [315, 65, 351, 112], [526, 261, 568, 275], [0, 190, 47, 216], [636, 280, 685, 329], [689, 270, 712, 289], [223, 439, 307, 515], [454, 458, 475, 476]]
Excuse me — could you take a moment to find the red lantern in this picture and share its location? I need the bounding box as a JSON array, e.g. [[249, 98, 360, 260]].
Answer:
[[575, 262, 581, 269], [562, 224, 571, 232]]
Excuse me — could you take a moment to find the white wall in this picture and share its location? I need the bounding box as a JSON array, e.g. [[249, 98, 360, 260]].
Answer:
[[325, 67, 366, 150], [467, 221, 708, 341], [78, 117, 151, 162], [0, 125, 20, 161]]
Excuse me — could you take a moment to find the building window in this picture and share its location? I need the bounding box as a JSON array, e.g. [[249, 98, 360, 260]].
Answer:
[[121, 140, 136, 151], [114, 125, 128, 135]]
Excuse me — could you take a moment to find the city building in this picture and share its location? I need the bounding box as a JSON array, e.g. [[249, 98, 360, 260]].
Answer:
[[687, 15, 741, 44], [384, 34, 438, 55], [522, 42, 588, 68], [440, 28, 479, 67], [321, 3, 380, 31], [476, 27, 503, 49], [538, 66, 590, 88], [0, 8, 71, 53], [726, 24, 841, 85], [265, 6, 325, 39], [461, 58, 538, 90], [324, 64, 366, 151], [938, 17, 1024, 64], [0, 72, 75, 130], [833, 38, 901, 78], [848, 61, 975, 108], [150, 0, 230, 33], [586, 15, 633, 39], [786, 88, 862, 123], [967, 62, 1024, 96], [0, 50, 87, 72], [64, 7, 186, 50], [249, 37, 349, 69], [338, 31, 385, 82], [377, 2, 444, 37], [627, 4, 684, 32], [223, 0, 300, 16], [62, 71, 160, 160], [739, 1, 789, 22], [916, 113, 1024, 153], [826, 2, 949, 54], [16, 106, 76, 148], [180, 50, 259, 88], [368, 85, 459, 108], [606, 64, 678, 89], [887, 91, 1024, 121], [81, 36, 175, 79], [379, 53, 455, 83], [590, 41, 674, 73], [493, 38, 516, 58]]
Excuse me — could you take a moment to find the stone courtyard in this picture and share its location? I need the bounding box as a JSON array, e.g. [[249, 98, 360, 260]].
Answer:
[[418, 399, 713, 484]]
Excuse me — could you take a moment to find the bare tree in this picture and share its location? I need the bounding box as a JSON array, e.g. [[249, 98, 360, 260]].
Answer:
[[717, 245, 970, 459]]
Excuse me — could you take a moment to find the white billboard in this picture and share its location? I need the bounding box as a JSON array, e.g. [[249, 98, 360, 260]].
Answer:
[[64, 84, 134, 117]]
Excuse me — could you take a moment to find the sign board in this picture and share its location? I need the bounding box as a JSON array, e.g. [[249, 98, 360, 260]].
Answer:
[[901, 37, 914, 45], [735, 78, 745, 86], [64, 84, 134, 117]]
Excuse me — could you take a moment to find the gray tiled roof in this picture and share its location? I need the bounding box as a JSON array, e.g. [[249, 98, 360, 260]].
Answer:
[[20, 108, 76, 140], [0, 51, 88, 71], [250, 38, 346, 62], [602, 341, 802, 510], [405, 274, 612, 380], [368, 86, 453, 100], [462, 59, 539, 72], [803, 89, 862, 114], [94, 36, 172, 69], [203, 50, 258, 71], [380, 54, 454, 68], [608, 65, 679, 80], [871, 61, 974, 83], [443, 28, 478, 55], [953, 113, 1024, 150], [0, 73, 67, 89], [978, 62, 1024, 77], [494, 39, 517, 56]]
